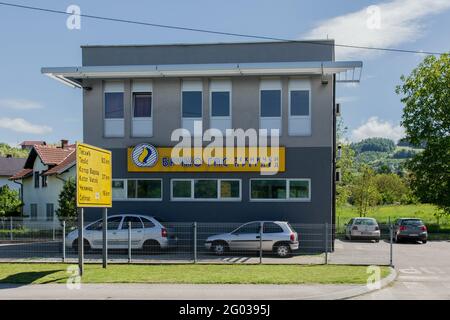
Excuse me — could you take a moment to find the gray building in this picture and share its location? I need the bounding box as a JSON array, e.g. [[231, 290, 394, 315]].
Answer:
[[42, 41, 362, 225]]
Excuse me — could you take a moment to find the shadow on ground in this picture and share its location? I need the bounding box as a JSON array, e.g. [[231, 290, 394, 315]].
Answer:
[[0, 270, 62, 287]]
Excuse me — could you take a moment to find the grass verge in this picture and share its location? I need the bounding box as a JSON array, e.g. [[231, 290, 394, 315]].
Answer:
[[0, 263, 390, 285]]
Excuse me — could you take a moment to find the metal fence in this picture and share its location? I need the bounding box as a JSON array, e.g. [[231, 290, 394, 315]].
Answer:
[[0, 217, 395, 266]]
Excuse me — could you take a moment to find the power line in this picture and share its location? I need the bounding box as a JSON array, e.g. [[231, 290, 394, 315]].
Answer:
[[0, 1, 446, 56]]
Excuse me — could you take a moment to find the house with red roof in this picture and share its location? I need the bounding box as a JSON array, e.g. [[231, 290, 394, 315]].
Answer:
[[10, 140, 75, 226]]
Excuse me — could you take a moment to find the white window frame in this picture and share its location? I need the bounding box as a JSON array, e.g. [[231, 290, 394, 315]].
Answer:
[[112, 178, 163, 201], [104, 81, 125, 138], [181, 79, 203, 136], [170, 178, 242, 201], [249, 178, 311, 202], [112, 179, 127, 200], [209, 79, 232, 134], [288, 79, 311, 136], [131, 80, 153, 137], [259, 79, 282, 135]]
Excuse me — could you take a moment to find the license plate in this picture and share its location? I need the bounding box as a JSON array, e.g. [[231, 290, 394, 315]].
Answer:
[[409, 234, 418, 237], [362, 232, 372, 235]]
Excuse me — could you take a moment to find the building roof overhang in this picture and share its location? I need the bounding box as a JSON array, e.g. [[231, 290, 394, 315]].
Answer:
[[41, 61, 363, 88]]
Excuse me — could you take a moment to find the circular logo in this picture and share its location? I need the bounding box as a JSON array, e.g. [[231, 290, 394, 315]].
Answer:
[[132, 143, 158, 167]]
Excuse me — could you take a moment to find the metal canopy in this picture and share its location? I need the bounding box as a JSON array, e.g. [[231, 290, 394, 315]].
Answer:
[[42, 61, 363, 88]]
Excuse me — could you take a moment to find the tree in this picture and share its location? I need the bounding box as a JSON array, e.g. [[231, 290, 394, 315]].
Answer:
[[336, 144, 356, 207], [397, 53, 450, 214], [55, 178, 77, 220], [0, 143, 29, 158], [0, 186, 22, 217], [350, 166, 380, 217], [350, 138, 396, 154], [373, 173, 408, 205]]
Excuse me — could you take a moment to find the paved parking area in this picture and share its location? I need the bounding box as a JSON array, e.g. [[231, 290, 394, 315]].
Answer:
[[353, 240, 450, 299]]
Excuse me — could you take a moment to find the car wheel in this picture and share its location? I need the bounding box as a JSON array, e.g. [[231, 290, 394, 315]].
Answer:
[[212, 241, 228, 256], [422, 239, 427, 244], [275, 244, 291, 258], [72, 238, 91, 253], [375, 239, 380, 243], [143, 240, 161, 254]]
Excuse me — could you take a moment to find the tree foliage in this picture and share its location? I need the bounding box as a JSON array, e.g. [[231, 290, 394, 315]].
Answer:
[[0, 143, 29, 158], [350, 166, 380, 217], [397, 54, 450, 214], [350, 138, 396, 154], [55, 178, 77, 220], [0, 186, 22, 217]]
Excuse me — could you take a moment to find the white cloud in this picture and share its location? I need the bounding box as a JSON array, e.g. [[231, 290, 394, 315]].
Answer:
[[351, 116, 405, 142], [0, 117, 52, 134], [0, 99, 44, 110], [303, 0, 450, 59]]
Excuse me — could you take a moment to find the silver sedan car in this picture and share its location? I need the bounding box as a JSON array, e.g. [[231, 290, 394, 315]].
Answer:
[[205, 221, 299, 257]]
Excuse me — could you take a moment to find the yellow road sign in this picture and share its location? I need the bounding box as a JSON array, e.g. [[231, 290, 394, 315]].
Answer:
[[76, 142, 112, 208]]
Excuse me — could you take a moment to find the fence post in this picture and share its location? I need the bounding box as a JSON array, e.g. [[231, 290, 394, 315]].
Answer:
[[62, 220, 66, 262], [259, 221, 263, 264], [9, 216, 13, 241], [389, 223, 393, 267], [193, 222, 197, 263], [325, 223, 329, 265], [128, 221, 131, 263], [52, 218, 56, 241]]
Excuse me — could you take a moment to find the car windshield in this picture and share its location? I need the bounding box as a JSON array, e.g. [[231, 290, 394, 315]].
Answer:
[[355, 219, 376, 225]]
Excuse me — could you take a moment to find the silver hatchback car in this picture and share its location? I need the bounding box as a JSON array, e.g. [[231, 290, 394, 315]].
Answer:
[[345, 217, 380, 242], [205, 221, 299, 257]]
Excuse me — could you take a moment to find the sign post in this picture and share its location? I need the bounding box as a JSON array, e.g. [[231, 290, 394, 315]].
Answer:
[[76, 142, 112, 275]]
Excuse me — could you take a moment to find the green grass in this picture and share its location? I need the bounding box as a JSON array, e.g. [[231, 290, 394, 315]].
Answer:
[[336, 204, 450, 229], [0, 263, 391, 285]]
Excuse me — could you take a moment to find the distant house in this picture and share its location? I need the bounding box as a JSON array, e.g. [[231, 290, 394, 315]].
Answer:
[[0, 155, 26, 191], [19, 141, 46, 150], [10, 140, 75, 227]]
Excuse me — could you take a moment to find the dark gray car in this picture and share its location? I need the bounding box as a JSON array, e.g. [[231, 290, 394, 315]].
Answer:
[[393, 218, 428, 243]]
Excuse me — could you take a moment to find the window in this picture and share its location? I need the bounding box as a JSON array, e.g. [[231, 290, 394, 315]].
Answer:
[[233, 222, 261, 234], [182, 91, 202, 118], [182, 80, 203, 135], [250, 179, 310, 201], [211, 92, 230, 117], [107, 217, 123, 230], [30, 204, 37, 220], [290, 90, 309, 116], [104, 81, 124, 137], [288, 79, 311, 136], [141, 217, 155, 228], [220, 180, 240, 199], [112, 179, 126, 200], [127, 179, 162, 200], [133, 93, 152, 118], [121, 216, 143, 229], [86, 220, 103, 231], [105, 92, 124, 119], [263, 222, 284, 234], [260, 90, 281, 117], [132, 80, 153, 137], [260, 79, 282, 134], [46, 203, 54, 221], [34, 172, 39, 188], [171, 179, 241, 201], [289, 180, 309, 199], [251, 180, 286, 199], [41, 173, 47, 188]]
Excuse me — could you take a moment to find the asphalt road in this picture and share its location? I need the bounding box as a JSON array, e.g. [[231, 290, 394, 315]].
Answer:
[[353, 240, 450, 300]]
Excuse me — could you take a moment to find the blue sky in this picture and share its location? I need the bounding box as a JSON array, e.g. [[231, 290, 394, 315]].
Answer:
[[0, 0, 449, 146]]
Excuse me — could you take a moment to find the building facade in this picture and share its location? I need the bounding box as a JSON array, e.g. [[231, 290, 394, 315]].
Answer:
[[43, 41, 362, 225]]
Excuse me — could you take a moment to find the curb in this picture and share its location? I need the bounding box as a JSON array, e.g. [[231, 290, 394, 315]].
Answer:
[[304, 267, 398, 300]]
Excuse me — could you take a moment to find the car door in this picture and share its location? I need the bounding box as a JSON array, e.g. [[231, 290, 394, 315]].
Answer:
[[116, 216, 145, 249], [107, 216, 124, 248], [85, 219, 103, 249], [346, 219, 354, 237], [229, 222, 261, 252], [262, 222, 284, 251]]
